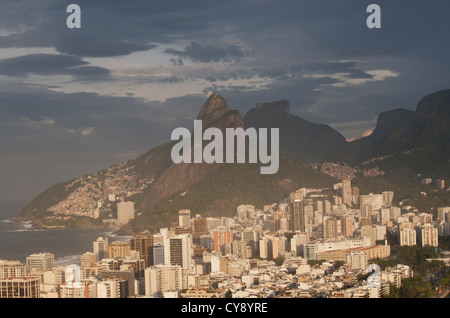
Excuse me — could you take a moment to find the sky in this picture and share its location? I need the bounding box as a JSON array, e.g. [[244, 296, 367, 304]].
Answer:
[[0, 0, 450, 203]]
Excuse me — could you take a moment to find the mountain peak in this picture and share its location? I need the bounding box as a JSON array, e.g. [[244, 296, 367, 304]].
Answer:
[[371, 108, 416, 137], [416, 89, 450, 117], [197, 93, 230, 125], [244, 100, 346, 163]]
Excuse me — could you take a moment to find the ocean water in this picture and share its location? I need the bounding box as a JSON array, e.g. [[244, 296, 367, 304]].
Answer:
[[0, 200, 131, 265]]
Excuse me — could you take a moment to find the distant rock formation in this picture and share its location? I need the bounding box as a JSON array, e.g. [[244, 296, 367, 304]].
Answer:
[[140, 93, 245, 209], [244, 100, 347, 163]]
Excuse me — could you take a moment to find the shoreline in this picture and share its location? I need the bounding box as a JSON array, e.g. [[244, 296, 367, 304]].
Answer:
[[9, 216, 129, 235], [1, 219, 133, 263]]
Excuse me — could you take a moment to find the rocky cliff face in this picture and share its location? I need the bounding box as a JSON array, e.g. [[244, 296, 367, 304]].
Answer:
[[140, 93, 244, 209], [416, 89, 450, 117], [329, 89, 450, 179]]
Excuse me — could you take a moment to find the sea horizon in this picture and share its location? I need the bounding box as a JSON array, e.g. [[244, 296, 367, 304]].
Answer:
[[0, 199, 131, 265]]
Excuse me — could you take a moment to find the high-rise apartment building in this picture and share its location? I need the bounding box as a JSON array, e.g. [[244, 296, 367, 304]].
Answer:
[[0, 277, 40, 298], [382, 191, 394, 206], [324, 217, 338, 239], [259, 237, 269, 259], [100, 269, 135, 297], [289, 200, 306, 232], [361, 204, 373, 219], [26, 253, 54, 272], [352, 186, 360, 205], [399, 228, 416, 246], [290, 233, 309, 257], [211, 227, 233, 254], [178, 209, 191, 227], [361, 226, 377, 246], [360, 194, 384, 211], [379, 208, 390, 225], [314, 200, 323, 214], [342, 178, 352, 206], [97, 279, 124, 298], [389, 206, 401, 222], [437, 207, 450, 222], [232, 240, 252, 259], [130, 232, 154, 268], [152, 243, 165, 266], [117, 201, 135, 226], [0, 260, 26, 279], [93, 237, 109, 261], [346, 251, 368, 271], [144, 265, 183, 298], [164, 234, 192, 270], [80, 252, 97, 269], [323, 200, 332, 214], [192, 215, 208, 244], [418, 224, 438, 247], [273, 211, 290, 232], [108, 241, 131, 259], [340, 215, 354, 237]]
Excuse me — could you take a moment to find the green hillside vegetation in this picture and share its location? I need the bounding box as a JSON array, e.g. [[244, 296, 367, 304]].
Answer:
[[130, 154, 337, 232]]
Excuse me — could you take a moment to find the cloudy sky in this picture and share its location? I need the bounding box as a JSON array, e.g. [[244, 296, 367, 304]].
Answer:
[[1, 0, 450, 203]]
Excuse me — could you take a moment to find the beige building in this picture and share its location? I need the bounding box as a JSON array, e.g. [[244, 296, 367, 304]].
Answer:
[[0, 277, 40, 298], [316, 244, 390, 262], [117, 201, 135, 226], [360, 193, 384, 211], [0, 260, 26, 279], [418, 224, 438, 247], [93, 237, 109, 261], [80, 252, 97, 269], [399, 228, 416, 246], [437, 207, 450, 222], [144, 265, 184, 298], [60, 280, 97, 298], [346, 251, 368, 271], [178, 209, 191, 227], [26, 253, 54, 272], [361, 226, 377, 246], [108, 241, 131, 259], [181, 288, 216, 298]]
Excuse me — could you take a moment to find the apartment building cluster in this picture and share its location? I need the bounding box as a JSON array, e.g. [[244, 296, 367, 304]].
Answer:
[[1, 178, 447, 298]]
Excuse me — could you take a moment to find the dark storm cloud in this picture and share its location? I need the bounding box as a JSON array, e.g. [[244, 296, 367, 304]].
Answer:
[[164, 42, 245, 63], [1, 0, 450, 202], [55, 34, 157, 58], [0, 54, 111, 81], [0, 0, 239, 58], [0, 0, 448, 61], [0, 82, 201, 145], [0, 54, 87, 76], [68, 66, 111, 81]]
